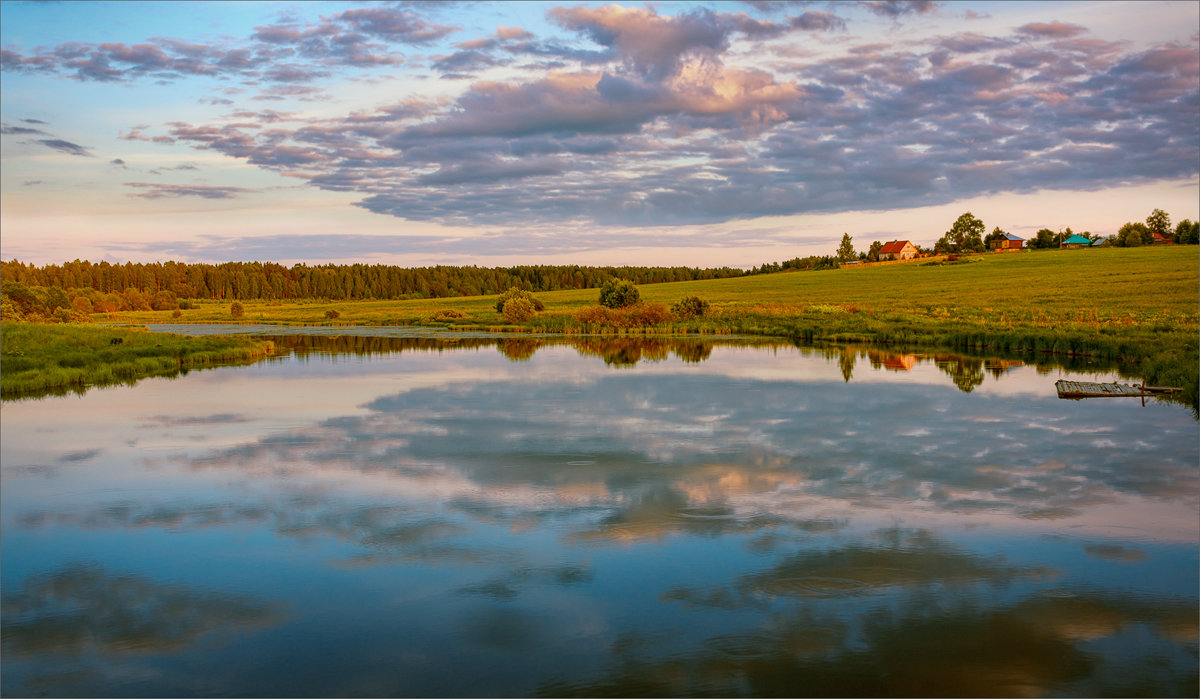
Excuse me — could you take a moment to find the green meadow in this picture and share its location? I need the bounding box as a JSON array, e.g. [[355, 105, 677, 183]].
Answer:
[[7, 246, 1197, 405], [0, 323, 274, 398]]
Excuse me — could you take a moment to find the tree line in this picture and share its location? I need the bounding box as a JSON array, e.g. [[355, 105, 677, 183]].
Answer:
[[2, 207, 1194, 321], [0, 260, 745, 304]]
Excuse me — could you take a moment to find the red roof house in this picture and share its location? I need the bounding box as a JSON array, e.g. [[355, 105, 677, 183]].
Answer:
[[878, 240, 917, 261]]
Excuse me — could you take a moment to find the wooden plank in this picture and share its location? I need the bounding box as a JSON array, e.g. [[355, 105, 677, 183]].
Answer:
[[1055, 380, 1150, 398]]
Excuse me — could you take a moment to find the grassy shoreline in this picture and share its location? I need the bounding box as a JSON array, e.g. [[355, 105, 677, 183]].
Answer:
[[0, 323, 275, 399], [5, 247, 1196, 406]]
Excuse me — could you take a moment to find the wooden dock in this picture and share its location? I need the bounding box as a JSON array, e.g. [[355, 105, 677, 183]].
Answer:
[[1055, 380, 1181, 399]]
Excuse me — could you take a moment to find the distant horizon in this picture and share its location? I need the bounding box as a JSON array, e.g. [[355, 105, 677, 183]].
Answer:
[[2, 1, 1197, 268]]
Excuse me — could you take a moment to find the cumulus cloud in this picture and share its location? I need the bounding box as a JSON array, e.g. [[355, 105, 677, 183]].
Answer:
[[2, 3, 1196, 231], [0, 4, 457, 87]]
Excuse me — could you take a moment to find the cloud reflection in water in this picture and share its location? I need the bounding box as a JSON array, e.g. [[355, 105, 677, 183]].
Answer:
[[2, 340, 1196, 697]]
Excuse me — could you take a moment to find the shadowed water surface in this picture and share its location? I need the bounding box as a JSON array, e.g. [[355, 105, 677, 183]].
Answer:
[[2, 334, 1196, 697]]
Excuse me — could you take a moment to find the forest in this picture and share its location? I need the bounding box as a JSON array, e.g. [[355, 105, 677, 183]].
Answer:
[[0, 259, 744, 308]]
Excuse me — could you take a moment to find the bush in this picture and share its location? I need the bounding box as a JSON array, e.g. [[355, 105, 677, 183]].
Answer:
[[573, 303, 672, 328], [502, 297, 536, 323], [575, 305, 613, 326], [1, 299, 23, 321], [178, 300, 193, 310], [624, 303, 673, 327], [325, 309, 341, 319], [427, 308, 466, 321], [495, 287, 544, 313], [151, 290, 178, 311], [72, 296, 94, 315], [230, 302, 244, 319], [599, 278, 640, 308], [671, 296, 710, 319]]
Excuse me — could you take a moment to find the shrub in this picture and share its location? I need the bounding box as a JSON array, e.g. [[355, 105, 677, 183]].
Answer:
[[575, 305, 613, 326], [427, 308, 466, 321], [1, 299, 23, 321], [178, 300, 193, 310], [325, 309, 341, 319], [151, 290, 178, 311], [495, 287, 544, 313], [573, 303, 672, 328], [599, 278, 640, 308], [230, 302, 245, 319], [171, 309, 183, 319], [624, 303, 673, 327], [671, 296, 710, 319], [502, 297, 536, 323]]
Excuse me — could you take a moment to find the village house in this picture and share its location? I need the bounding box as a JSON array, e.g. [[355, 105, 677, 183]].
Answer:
[[877, 240, 917, 261], [1060, 234, 1092, 248], [990, 232, 1024, 251], [1152, 231, 1173, 244]]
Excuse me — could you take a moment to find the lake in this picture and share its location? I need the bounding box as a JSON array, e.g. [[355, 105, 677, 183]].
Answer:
[[2, 330, 1196, 697]]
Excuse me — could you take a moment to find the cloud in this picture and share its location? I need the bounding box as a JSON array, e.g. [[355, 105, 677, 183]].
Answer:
[[34, 138, 93, 156], [1, 124, 48, 135], [0, 7, 442, 85], [1018, 21, 1089, 39], [2, 4, 1196, 231], [123, 182, 252, 199], [863, 0, 940, 18], [332, 6, 457, 44], [107, 5, 1190, 229]]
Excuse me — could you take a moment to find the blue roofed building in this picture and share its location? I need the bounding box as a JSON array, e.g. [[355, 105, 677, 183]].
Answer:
[[990, 232, 1024, 251]]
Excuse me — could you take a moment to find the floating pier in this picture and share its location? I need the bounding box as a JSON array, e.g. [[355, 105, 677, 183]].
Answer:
[[1055, 380, 1181, 400]]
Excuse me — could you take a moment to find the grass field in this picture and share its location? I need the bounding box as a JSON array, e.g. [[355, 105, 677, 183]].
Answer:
[[14, 246, 1198, 406], [101, 246, 1196, 329], [0, 323, 274, 399]]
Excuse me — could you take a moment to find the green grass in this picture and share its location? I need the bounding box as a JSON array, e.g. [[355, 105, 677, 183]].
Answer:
[[1, 323, 275, 399], [76, 246, 1200, 406]]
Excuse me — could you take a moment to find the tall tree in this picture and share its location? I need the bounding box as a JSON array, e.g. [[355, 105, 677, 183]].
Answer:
[[1175, 219, 1199, 244], [937, 212, 986, 253], [836, 233, 856, 262], [1117, 222, 1150, 247], [1145, 208, 1171, 236], [1028, 228, 1056, 249]]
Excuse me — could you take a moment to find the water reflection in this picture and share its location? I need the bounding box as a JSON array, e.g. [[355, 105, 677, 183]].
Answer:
[[2, 564, 282, 657], [265, 333, 738, 370], [539, 588, 1197, 698], [2, 337, 1196, 696], [1, 564, 284, 695]]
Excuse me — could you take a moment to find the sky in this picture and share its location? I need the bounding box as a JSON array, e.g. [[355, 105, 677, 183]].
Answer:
[[1, 0, 1197, 268]]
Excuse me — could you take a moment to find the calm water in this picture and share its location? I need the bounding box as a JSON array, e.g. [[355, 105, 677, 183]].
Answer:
[[2, 333, 1197, 697]]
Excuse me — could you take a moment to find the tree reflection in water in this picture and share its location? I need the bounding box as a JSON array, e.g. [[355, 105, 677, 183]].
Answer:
[[4, 333, 1193, 696], [538, 587, 1198, 698], [262, 333, 1128, 398], [2, 564, 282, 658]]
